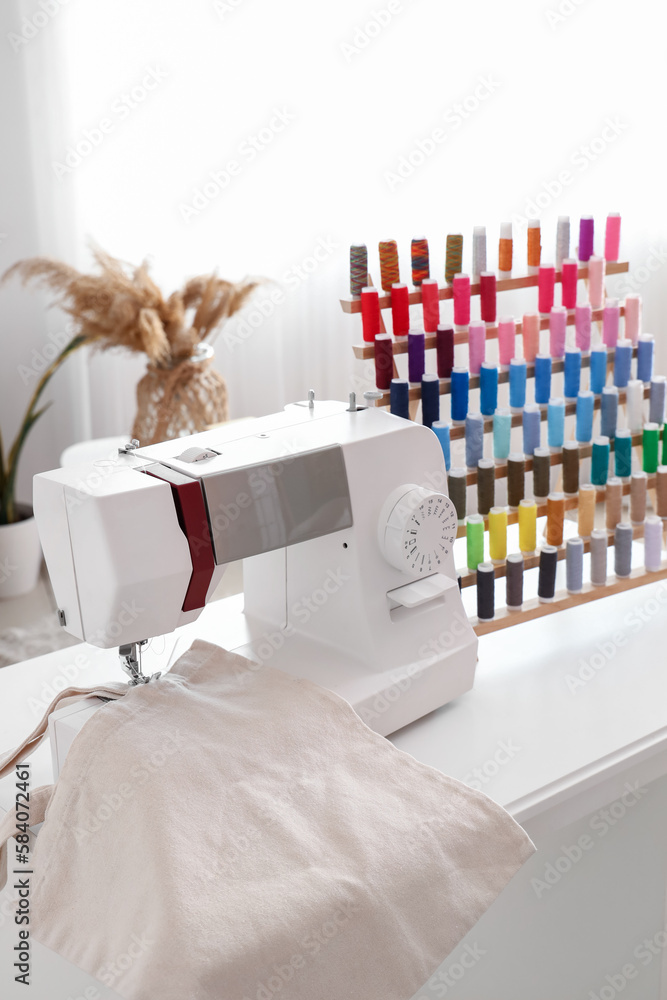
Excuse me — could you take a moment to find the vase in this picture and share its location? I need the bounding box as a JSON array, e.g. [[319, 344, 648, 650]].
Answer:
[[131, 343, 228, 446], [0, 503, 43, 599]]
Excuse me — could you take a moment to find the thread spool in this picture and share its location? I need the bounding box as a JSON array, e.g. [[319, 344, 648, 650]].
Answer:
[[421, 373, 440, 429], [630, 470, 647, 524], [448, 468, 467, 521], [532, 447, 551, 501], [663, 426, 667, 467], [436, 325, 454, 378], [588, 257, 606, 310], [421, 278, 440, 333], [613, 340, 632, 388], [498, 222, 513, 276], [600, 386, 618, 439], [445, 234, 463, 285], [538, 264, 555, 314], [522, 404, 541, 455], [391, 283, 410, 337], [547, 397, 565, 449], [578, 216, 594, 261], [453, 273, 471, 327], [538, 545, 558, 602], [624, 294, 641, 344], [605, 477, 622, 531], [575, 303, 592, 353], [411, 237, 429, 285], [556, 216, 570, 267], [546, 492, 565, 546], [506, 553, 524, 609], [465, 412, 484, 468], [476, 562, 495, 621], [576, 390, 594, 443], [498, 317, 516, 366], [614, 522, 633, 578], [605, 213, 621, 261], [522, 312, 540, 363], [488, 507, 507, 561], [644, 515, 663, 571], [378, 240, 399, 291], [408, 330, 425, 383], [657, 466, 667, 518], [566, 537, 584, 593], [374, 333, 393, 391], [589, 345, 607, 394], [390, 378, 410, 419], [602, 299, 620, 348], [493, 408, 511, 460], [549, 306, 567, 359], [361, 287, 380, 342], [472, 226, 487, 282], [527, 219, 541, 274], [518, 499, 537, 553], [578, 483, 596, 538], [480, 363, 498, 416], [534, 354, 552, 406], [509, 359, 527, 410], [468, 320, 486, 375], [477, 459, 495, 516], [480, 272, 497, 323], [451, 368, 469, 422], [637, 334, 654, 382], [591, 436, 610, 486], [350, 244, 368, 296], [626, 380, 644, 433], [432, 421, 451, 470], [649, 376, 667, 426], [507, 453, 526, 508], [466, 514, 485, 570], [643, 422, 660, 474], [590, 529, 608, 585], [561, 258, 578, 309], [563, 441, 580, 495], [564, 348, 582, 399], [615, 428, 632, 478]]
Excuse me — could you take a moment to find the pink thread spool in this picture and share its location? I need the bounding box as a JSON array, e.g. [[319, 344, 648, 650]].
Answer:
[[421, 278, 440, 333], [538, 264, 555, 314], [522, 312, 540, 363], [498, 317, 516, 367], [390, 283, 410, 337], [480, 272, 497, 323], [588, 256, 605, 309], [575, 303, 592, 353], [361, 287, 380, 342], [624, 293, 641, 343], [468, 320, 486, 374], [561, 259, 578, 309], [605, 213, 621, 261], [603, 299, 620, 348], [453, 273, 471, 327], [549, 306, 567, 358]]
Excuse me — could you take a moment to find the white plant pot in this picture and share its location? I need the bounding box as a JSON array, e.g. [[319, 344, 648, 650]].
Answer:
[[0, 504, 43, 599]]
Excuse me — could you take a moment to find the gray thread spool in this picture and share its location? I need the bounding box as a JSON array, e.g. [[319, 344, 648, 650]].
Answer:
[[590, 529, 608, 585], [448, 468, 467, 522], [649, 376, 667, 426], [505, 553, 524, 610], [614, 522, 633, 578], [566, 537, 584, 593], [532, 446, 551, 500], [644, 515, 663, 571], [476, 562, 495, 621]]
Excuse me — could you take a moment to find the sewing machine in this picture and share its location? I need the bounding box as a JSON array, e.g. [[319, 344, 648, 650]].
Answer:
[[33, 395, 477, 742]]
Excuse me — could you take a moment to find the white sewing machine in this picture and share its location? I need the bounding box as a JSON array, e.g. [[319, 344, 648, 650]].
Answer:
[[33, 395, 477, 743]]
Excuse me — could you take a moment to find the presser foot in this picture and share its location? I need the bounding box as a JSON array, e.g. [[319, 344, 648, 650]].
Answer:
[[118, 641, 162, 686]]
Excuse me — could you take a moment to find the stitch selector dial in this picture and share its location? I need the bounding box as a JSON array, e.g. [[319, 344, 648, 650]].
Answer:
[[379, 486, 458, 576]]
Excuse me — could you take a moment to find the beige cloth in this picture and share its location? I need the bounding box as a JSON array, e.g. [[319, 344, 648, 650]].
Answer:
[[0, 640, 534, 999]]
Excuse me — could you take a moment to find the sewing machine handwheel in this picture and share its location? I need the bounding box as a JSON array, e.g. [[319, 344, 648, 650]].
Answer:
[[379, 485, 458, 577]]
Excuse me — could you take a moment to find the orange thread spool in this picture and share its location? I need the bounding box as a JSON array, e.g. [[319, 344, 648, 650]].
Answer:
[[527, 222, 541, 269]]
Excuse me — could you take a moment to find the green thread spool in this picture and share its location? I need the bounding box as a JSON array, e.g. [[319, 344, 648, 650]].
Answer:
[[445, 233, 463, 285], [466, 514, 485, 571], [643, 422, 660, 474], [591, 436, 610, 486], [662, 423, 667, 466]]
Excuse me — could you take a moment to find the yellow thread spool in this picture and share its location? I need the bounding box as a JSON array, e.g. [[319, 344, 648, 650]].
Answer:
[[578, 483, 596, 538], [488, 506, 508, 562], [518, 499, 537, 554]]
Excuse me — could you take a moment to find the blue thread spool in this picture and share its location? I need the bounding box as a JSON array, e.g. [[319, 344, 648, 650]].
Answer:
[[534, 354, 552, 406], [522, 404, 541, 455], [547, 397, 565, 449], [615, 428, 632, 478], [590, 345, 607, 394], [613, 339, 632, 388], [576, 390, 594, 443], [564, 348, 582, 400], [390, 378, 410, 419], [480, 362, 498, 416], [637, 334, 654, 383], [451, 367, 469, 421], [600, 386, 618, 439], [421, 373, 440, 428], [509, 358, 527, 410], [591, 436, 610, 486], [493, 408, 511, 460], [432, 420, 451, 470], [465, 412, 484, 468]]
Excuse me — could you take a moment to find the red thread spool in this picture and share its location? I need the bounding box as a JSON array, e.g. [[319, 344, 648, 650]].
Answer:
[[538, 265, 555, 314], [480, 272, 497, 323], [453, 273, 470, 327], [361, 287, 380, 343], [436, 325, 454, 378], [561, 259, 578, 309], [390, 283, 410, 337], [374, 333, 393, 390], [421, 278, 440, 333]]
